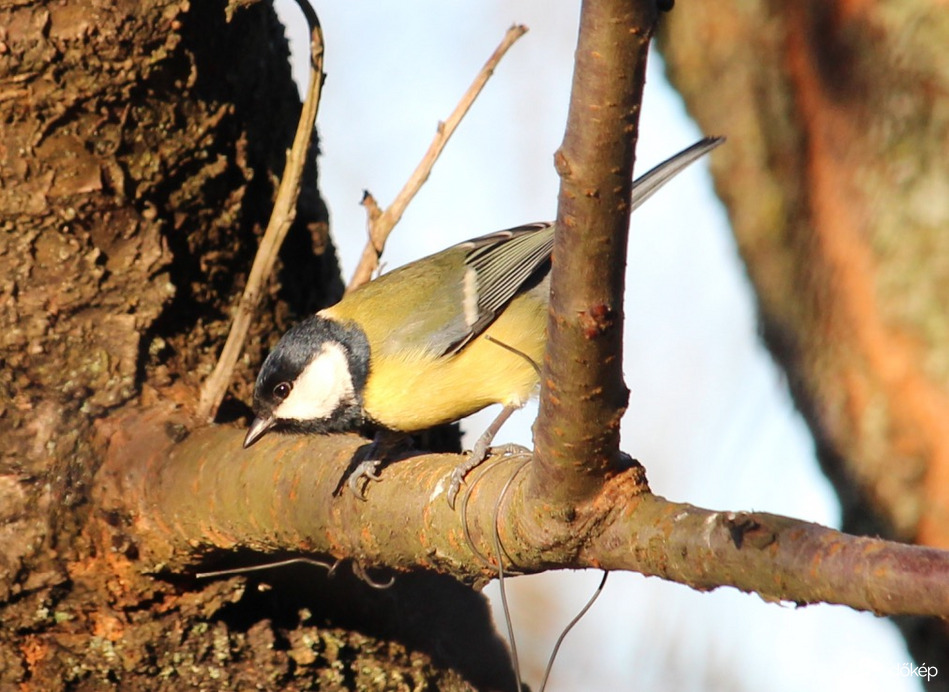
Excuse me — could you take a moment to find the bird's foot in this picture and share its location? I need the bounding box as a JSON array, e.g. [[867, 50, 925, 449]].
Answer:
[[346, 459, 383, 500], [337, 431, 410, 500], [446, 442, 531, 509]]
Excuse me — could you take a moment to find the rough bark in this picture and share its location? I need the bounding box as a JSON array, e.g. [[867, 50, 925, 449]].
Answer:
[[658, 0, 949, 680], [0, 1, 424, 688], [95, 413, 949, 617]]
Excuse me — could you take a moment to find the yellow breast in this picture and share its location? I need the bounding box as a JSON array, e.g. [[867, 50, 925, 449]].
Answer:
[[360, 292, 546, 431]]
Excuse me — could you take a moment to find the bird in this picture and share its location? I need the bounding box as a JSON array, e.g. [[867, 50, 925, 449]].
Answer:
[[243, 136, 724, 506]]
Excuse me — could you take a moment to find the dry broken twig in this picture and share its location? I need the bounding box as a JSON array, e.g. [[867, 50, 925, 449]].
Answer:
[[347, 23, 528, 292], [197, 0, 325, 422]]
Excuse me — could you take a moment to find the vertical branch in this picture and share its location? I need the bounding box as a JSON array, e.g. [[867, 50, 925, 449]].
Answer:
[[531, 0, 658, 505]]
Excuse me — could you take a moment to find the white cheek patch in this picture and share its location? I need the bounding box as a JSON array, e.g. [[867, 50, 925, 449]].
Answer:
[[273, 342, 355, 422]]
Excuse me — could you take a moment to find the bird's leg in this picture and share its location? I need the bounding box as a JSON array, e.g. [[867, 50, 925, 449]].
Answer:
[[447, 405, 526, 508], [343, 430, 409, 499]]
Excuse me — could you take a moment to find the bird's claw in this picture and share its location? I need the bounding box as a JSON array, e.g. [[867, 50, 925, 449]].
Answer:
[[346, 459, 383, 500], [446, 466, 469, 510], [446, 443, 531, 509]]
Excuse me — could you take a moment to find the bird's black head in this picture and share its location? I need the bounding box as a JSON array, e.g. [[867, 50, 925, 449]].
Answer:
[[243, 315, 371, 448]]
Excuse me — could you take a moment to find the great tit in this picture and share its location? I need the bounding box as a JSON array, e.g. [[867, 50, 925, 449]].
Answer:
[[244, 136, 723, 503]]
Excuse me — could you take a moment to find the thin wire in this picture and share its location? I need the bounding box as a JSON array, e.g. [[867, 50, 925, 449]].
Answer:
[[351, 560, 396, 589], [196, 556, 394, 589], [195, 556, 337, 579], [470, 449, 610, 692], [460, 454, 511, 568], [538, 571, 609, 692], [484, 334, 542, 377], [493, 456, 532, 692]]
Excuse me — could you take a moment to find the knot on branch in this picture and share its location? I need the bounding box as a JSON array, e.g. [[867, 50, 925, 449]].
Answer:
[[512, 459, 650, 567], [578, 302, 617, 339], [720, 512, 778, 550]]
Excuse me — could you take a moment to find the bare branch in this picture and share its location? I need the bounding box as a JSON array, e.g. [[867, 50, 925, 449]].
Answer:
[[360, 190, 384, 228], [197, 1, 325, 422], [533, 0, 659, 506], [93, 417, 949, 617], [588, 497, 949, 615], [346, 24, 528, 291]]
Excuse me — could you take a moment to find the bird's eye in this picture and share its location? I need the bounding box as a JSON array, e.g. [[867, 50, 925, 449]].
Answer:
[[273, 382, 292, 400]]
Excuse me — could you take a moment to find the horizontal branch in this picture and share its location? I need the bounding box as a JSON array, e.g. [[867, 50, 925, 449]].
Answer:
[[93, 412, 949, 616], [588, 497, 949, 615]]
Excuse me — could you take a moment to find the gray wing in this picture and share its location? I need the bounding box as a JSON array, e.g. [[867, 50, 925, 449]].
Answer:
[[373, 137, 722, 359], [356, 222, 554, 360], [439, 137, 724, 355], [444, 222, 554, 355]]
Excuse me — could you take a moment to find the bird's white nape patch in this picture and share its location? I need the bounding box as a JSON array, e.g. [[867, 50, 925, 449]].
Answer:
[[272, 342, 355, 422], [462, 266, 479, 328]]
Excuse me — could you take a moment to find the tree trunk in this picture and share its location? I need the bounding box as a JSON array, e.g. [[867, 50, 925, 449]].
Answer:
[[658, 0, 949, 680], [1, 1, 505, 688]]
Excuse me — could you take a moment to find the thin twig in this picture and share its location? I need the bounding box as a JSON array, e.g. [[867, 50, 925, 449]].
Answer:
[[360, 190, 383, 228], [197, 0, 325, 422], [346, 23, 528, 292]]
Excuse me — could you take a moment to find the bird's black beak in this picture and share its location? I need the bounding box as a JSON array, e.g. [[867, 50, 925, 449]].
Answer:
[[243, 416, 275, 448]]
